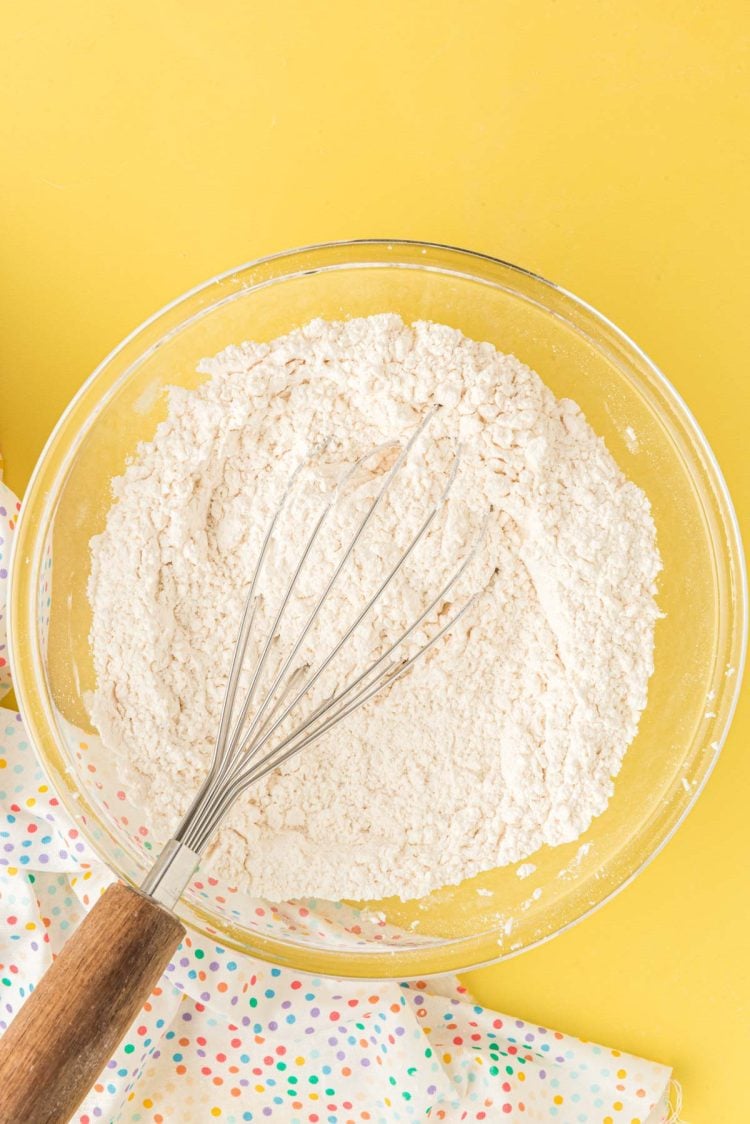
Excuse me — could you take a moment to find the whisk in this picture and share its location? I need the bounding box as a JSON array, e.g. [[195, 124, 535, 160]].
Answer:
[[0, 411, 483, 1124]]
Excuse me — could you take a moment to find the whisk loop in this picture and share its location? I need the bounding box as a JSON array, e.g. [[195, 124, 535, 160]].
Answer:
[[142, 409, 488, 907]]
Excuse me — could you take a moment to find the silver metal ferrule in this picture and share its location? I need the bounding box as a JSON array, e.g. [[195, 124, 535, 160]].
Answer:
[[140, 838, 201, 910]]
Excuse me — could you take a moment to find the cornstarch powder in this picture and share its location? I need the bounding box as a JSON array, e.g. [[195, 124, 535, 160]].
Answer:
[[88, 315, 661, 901]]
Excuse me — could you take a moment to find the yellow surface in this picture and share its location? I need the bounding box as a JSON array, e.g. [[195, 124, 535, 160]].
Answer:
[[0, 2, 747, 1119]]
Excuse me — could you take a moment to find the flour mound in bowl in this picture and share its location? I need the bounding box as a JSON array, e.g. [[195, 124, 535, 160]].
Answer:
[[88, 314, 661, 902]]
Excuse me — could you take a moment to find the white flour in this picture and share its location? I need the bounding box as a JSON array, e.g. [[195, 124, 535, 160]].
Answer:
[[88, 315, 661, 902]]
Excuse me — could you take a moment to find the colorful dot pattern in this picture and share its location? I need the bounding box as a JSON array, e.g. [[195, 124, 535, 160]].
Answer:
[[0, 710, 673, 1122]]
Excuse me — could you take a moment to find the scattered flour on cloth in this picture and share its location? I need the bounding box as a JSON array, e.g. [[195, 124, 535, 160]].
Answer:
[[88, 315, 661, 902]]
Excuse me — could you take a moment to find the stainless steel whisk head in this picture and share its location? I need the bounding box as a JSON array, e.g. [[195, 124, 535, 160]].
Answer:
[[142, 410, 485, 908]]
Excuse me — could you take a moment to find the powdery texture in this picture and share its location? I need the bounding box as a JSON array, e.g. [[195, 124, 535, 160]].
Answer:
[[88, 315, 661, 902]]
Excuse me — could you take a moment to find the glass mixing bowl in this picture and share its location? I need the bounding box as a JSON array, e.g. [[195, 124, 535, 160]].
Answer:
[[9, 240, 746, 978]]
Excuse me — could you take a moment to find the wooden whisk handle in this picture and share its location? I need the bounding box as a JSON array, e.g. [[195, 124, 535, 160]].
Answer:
[[0, 881, 185, 1124]]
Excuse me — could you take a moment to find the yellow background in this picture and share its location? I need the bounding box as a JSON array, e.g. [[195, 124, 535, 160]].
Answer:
[[1, 2, 748, 1119]]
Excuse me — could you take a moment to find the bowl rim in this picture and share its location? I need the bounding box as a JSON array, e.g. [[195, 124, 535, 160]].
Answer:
[[9, 237, 748, 977]]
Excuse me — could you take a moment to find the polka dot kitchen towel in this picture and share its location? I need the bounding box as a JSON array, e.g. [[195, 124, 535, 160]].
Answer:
[[0, 479, 678, 1124]]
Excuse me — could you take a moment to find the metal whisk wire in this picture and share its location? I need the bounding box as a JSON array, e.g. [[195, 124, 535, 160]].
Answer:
[[142, 410, 486, 906], [220, 421, 434, 779]]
